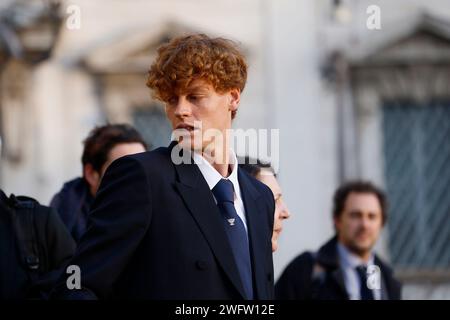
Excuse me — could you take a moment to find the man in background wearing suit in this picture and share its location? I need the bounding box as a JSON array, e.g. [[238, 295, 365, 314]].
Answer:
[[52, 33, 275, 300], [239, 158, 291, 252], [50, 124, 147, 243], [276, 181, 401, 300]]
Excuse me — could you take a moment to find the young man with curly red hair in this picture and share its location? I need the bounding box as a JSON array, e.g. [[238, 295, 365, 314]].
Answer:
[[52, 34, 276, 300]]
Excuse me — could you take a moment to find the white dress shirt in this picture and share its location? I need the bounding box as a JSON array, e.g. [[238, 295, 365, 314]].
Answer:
[[337, 243, 381, 300], [192, 149, 248, 231]]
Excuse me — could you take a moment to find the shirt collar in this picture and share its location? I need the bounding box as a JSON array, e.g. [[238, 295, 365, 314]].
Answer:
[[337, 242, 375, 269], [192, 149, 239, 192]]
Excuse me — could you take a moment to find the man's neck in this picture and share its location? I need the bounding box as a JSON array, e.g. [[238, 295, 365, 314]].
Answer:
[[338, 240, 372, 264], [212, 162, 231, 178], [201, 144, 232, 178], [356, 251, 372, 264]]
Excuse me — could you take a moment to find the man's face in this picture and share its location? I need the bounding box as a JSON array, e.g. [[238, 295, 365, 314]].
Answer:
[[164, 79, 240, 154], [257, 170, 291, 252], [335, 192, 383, 256]]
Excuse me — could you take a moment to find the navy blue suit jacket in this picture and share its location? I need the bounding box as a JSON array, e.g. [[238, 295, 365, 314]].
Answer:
[[53, 143, 275, 299]]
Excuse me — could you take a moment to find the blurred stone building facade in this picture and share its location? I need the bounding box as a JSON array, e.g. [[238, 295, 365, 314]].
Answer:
[[1, 0, 449, 299]]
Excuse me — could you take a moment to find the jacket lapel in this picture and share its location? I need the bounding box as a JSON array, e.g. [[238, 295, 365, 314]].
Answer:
[[374, 255, 401, 300], [238, 170, 272, 300], [172, 146, 247, 299], [316, 236, 349, 299], [330, 269, 348, 299]]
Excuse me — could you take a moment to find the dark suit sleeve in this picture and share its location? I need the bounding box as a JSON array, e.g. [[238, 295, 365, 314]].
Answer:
[[45, 207, 76, 269], [51, 156, 152, 299]]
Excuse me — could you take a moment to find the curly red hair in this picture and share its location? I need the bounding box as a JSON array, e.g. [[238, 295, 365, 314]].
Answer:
[[146, 34, 248, 119]]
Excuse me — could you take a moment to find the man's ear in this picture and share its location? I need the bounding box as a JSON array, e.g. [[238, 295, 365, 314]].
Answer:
[[228, 88, 241, 113], [83, 164, 100, 196]]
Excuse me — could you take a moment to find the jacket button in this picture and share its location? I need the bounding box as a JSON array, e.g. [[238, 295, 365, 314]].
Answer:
[[196, 260, 208, 270]]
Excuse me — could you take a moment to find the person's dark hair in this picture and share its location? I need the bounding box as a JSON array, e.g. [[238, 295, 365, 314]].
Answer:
[[81, 124, 148, 174], [333, 180, 387, 225], [239, 156, 275, 178]]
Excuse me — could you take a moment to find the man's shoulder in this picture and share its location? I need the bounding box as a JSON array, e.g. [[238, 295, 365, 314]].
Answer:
[[115, 146, 174, 171], [127, 146, 172, 163], [10, 194, 57, 228], [285, 251, 316, 272], [55, 177, 86, 196], [50, 177, 88, 208], [111, 146, 176, 180], [238, 168, 273, 198], [276, 251, 316, 293]]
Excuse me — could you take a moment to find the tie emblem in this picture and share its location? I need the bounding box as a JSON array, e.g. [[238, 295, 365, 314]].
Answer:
[[227, 218, 235, 226]]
